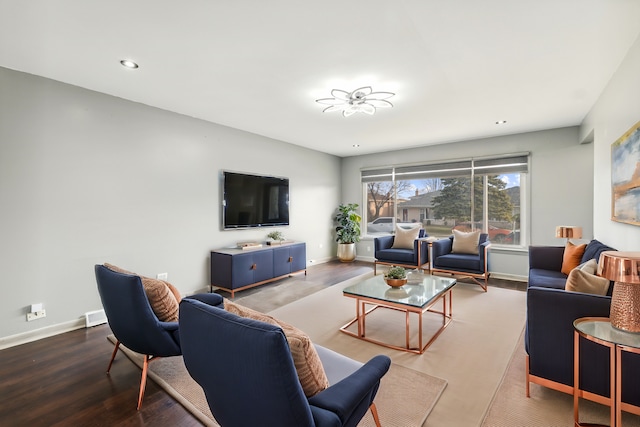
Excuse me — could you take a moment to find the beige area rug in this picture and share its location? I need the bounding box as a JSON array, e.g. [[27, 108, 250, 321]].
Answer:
[[267, 274, 528, 427], [230, 275, 328, 313], [107, 335, 446, 427], [481, 330, 640, 427]]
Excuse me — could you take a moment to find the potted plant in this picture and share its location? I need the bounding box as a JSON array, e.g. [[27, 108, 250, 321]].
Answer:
[[266, 231, 285, 245], [334, 203, 361, 262], [384, 266, 408, 287]]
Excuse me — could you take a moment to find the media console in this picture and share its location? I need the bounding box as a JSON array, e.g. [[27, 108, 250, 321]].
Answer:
[[210, 242, 306, 297]]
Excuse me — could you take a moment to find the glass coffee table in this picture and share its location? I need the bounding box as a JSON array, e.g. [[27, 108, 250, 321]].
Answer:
[[340, 272, 456, 354]]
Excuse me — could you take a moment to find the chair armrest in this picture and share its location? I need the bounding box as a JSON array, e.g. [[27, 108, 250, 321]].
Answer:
[[525, 286, 611, 388], [183, 293, 224, 308], [431, 237, 453, 259], [158, 321, 179, 333], [529, 245, 565, 272], [374, 235, 395, 252], [308, 355, 391, 423]]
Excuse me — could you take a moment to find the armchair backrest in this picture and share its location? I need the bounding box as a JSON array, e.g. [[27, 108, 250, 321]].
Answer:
[[179, 298, 315, 427], [94, 264, 180, 356]]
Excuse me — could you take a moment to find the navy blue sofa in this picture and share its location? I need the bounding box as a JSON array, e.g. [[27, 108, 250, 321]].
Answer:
[[526, 239, 640, 408]]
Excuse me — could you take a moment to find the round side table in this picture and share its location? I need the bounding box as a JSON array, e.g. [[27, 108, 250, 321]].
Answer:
[[573, 317, 640, 427]]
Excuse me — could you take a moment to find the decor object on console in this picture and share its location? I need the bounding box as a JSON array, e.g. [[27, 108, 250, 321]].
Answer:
[[431, 231, 491, 291], [266, 230, 286, 245], [611, 120, 640, 226], [598, 251, 640, 332], [316, 86, 395, 117], [555, 225, 583, 243], [94, 264, 223, 410], [374, 226, 430, 274], [384, 266, 408, 287], [334, 203, 361, 262], [179, 297, 391, 427]]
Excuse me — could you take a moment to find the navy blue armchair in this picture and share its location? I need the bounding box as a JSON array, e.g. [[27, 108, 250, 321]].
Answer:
[[431, 233, 491, 291], [374, 229, 429, 274], [179, 297, 391, 427], [94, 264, 223, 409]]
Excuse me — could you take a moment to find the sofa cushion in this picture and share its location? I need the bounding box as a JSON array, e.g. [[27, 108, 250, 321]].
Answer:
[[565, 268, 610, 295], [581, 239, 617, 264], [528, 268, 567, 289], [576, 259, 598, 275], [104, 263, 180, 322], [452, 229, 480, 255], [223, 299, 329, 397], [391, 225, 421, 249], [561, 242, 587, 275]]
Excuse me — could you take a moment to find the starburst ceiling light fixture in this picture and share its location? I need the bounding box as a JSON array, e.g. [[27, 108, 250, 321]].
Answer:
[[316, 87, 395, 117]]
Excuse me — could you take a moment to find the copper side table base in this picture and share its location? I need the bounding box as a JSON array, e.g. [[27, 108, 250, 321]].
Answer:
[[340, 288, 453, 354]]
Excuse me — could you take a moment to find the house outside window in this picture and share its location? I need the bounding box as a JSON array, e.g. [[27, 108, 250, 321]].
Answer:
[[362, 154, 528, 247]]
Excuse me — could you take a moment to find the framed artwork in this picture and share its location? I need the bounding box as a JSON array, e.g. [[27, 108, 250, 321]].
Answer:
[[611, 120, 640, 225]]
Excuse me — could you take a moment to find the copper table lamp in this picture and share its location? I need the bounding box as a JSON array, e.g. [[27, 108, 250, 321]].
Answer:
[[555, 226, 583, 243], [598, 251, 640, 332]]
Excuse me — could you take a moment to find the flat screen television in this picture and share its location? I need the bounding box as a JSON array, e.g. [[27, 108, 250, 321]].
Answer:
[[222, 171, 290, 229]]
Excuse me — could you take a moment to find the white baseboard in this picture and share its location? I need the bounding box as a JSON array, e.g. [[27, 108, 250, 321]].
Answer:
[[0, 318, 86, 350]]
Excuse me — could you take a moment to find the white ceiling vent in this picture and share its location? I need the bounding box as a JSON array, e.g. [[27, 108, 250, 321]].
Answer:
[[85, 309, 107, 328]]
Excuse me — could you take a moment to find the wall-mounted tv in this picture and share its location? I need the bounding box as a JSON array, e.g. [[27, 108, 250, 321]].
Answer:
[[222, 171, 290, 229]]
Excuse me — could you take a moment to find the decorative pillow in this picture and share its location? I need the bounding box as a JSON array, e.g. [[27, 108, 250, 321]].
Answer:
[[561, 242, 587, 275], [104, 263, 180, 322], [452, 229, 480, 254], [392, 225, 422, 249], [565, 268, 610, 295], [224, 300, 329, 397], [576, 258, 598, 275]]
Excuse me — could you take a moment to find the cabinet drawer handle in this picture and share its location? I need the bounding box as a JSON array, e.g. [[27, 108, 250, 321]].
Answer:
[[288, 257, 293, 263], [251, 264, 257, 270]]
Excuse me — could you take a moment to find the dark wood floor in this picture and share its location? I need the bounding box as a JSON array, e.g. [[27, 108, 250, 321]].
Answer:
[[0, 261, 524, 426]]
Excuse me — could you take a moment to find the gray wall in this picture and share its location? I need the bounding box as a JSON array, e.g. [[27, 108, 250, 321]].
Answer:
[[0, 67, 340, 341], [581, 33, 640, 251], [341, 127, 594, 280]]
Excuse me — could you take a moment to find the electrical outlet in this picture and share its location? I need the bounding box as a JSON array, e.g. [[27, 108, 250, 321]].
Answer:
[[27, 310, 46, 322], [157, 272, 168, 281]]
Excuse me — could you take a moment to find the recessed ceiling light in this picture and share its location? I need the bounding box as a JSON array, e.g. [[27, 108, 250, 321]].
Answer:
[[495, 120, 507, 125], [120, 59, 139, 69]]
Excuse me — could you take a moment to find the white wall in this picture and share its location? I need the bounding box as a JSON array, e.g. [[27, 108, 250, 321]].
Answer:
[[0, 67, 340, 341], [341, 127, 594, 280], [580, 33, 640, 251]]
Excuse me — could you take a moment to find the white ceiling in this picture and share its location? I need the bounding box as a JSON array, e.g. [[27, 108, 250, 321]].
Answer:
[[1, 0, 639, 157]]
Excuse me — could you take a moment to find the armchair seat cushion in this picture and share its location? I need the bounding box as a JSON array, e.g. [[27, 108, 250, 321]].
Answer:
[[375, 248, 416, 264], [434, 253, 482, 273]]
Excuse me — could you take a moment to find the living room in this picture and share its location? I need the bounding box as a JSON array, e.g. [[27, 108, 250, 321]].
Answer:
[[1, 1, 640, 425]]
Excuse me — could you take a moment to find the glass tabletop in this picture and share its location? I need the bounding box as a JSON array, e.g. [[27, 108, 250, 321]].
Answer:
[[343, 271, 456, 308], [574, 318, 640, 348]]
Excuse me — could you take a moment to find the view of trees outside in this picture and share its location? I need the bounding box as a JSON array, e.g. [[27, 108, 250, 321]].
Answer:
[[365, 173, 521, 245]]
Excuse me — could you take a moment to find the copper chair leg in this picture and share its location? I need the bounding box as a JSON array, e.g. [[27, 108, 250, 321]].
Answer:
[[137, 355, 151, 410], [370, 402, 382, 427], [106, 340, 120, 373]]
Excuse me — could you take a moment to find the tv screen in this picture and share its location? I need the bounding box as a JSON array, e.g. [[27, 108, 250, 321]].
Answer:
[[222, 171, 290, 229]]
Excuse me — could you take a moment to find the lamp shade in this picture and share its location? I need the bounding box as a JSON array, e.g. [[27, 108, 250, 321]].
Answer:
[[555, 226, 582, 239], [598, 251, 640, 283], [598, 251, 640, 332]]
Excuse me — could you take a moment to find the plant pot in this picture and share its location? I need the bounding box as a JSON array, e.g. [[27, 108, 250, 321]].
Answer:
[[384, 278, 408, 288], [337, 243, 356, 263]]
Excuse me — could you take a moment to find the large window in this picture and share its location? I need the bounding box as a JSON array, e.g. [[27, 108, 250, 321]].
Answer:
[[362, 154, 528, 247]]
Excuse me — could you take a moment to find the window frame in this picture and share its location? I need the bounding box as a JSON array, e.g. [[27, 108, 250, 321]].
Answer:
[[361, 153, 529, 249]]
